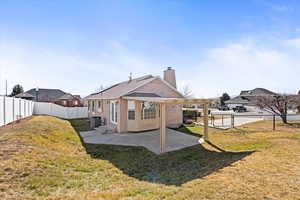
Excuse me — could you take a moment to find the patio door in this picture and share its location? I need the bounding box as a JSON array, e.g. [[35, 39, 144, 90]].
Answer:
[[110, 100, 118, 124]]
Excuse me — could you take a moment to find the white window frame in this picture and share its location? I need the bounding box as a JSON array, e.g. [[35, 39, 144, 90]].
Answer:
[[141, 101, 156, 120], [110, 100, 118, 124], [97, 100, 102, 112], [92, 100, 95, 112], [127, 100, 135, 120]]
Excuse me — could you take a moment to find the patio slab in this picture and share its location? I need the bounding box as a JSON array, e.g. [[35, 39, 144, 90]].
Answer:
[[79, 128, 201, 154]]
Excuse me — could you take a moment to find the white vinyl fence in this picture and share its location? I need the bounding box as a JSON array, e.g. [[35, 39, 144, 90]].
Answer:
[[0, 96, 88, 127], [34, 102, 88, 119], [0, 96, 34, 126]]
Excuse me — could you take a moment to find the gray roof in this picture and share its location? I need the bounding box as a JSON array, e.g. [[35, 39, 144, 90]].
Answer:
[[240, 88, 277, 96], [25, 88, 66, 102], [125, 92, 161, 98], [87, 75, 182, 100], [226, 88, 277, 105], [15, 92, 35, 98], [225, 96, 250, 104], [58, 93, 75, 100]]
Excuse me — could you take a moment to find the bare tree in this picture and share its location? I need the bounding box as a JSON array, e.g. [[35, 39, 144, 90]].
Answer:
[[255, 94, 300, 124], [181, 85, 194, 98]]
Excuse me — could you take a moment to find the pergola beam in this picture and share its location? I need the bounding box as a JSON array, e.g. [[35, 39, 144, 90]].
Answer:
[[122, 96, 212, 154], [160, 103, 166, 153], [203, 103, 209, 141]]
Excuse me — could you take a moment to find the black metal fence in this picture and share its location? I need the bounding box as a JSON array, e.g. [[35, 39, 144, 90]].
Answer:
[[209, 114, 300, 130]]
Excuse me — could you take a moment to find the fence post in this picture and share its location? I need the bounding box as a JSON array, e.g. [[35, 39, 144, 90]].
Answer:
[[24, 100, 26, 118], [273, 115, 275, 131], [12, 97, 15, 121], [231, 114, 235, 128], [19, 98, 21, 118], [3, 96, 6, 125], [222, 115, 224, 126]]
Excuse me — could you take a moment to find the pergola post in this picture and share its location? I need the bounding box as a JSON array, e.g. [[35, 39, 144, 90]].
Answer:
[[203, 103, 209, 141], [160, 103, 166, 153]]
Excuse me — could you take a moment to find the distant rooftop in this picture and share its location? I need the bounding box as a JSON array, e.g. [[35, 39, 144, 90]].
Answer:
[[240, 88, 277, 96], [17, 88, 67, 102]]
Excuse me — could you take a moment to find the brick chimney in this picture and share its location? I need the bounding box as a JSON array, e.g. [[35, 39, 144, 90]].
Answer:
[[163, 67, 177, 89]]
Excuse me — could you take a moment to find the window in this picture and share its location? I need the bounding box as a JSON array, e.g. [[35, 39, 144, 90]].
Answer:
[[128, 101, 135, 120], [92, 101, 95, 112], [63, 100, 67, 105], [141, 101, 156, 120], [74, 100, 78, 105], [97, 100, 102, 112], [110, 100, 118, 123]]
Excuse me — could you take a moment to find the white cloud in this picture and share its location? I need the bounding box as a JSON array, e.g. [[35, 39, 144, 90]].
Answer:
[[285, 37, 300, 48], [181, 38, 300, 98], [271, 5, 291, 12], [0, 41, 159, 96], [1, 38, 300, 98]]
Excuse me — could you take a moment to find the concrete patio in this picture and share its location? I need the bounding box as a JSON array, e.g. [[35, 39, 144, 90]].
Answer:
[[79, 128, 202, 154]]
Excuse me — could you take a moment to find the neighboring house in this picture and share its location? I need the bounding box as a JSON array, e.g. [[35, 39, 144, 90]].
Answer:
[[56, 93, 83, 107], [182, 98, 219, 109], [225, 88, 277, 108], [14, 92, 35, 100], [15, 88, 83, 107], [207, 98, 220, 108], [85, 67, 184, 133]]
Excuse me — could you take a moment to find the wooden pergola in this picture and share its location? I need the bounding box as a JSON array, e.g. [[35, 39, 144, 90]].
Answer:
[[123, 96, 212, 153]]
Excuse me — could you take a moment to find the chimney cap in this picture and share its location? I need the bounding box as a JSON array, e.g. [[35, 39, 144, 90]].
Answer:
[[128, 72, 132, 82], [167, 67, 172, 70]]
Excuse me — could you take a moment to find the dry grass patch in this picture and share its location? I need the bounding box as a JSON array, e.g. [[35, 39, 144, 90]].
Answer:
[[0, 116, 299, 199]]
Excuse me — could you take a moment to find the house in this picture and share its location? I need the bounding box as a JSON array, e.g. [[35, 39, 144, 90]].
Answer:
[[15, 88, 83, 107], [86, 67, 213, 153], [86, 67, 195, 133], [57, 93, 83, 107], [225, 88, 277, 108]]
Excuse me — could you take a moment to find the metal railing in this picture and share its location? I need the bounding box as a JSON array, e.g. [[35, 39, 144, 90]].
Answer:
[[209, 113, 300, 130]]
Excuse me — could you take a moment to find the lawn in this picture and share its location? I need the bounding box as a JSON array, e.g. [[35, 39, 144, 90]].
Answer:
[[0, 116, 299, 200]]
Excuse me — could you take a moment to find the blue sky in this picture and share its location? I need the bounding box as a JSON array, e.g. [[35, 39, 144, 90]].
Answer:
[[0, 0, 300, 97]]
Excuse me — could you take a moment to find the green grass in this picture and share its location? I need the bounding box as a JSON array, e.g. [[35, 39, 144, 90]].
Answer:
[[0, 116, 300, 200], [68, 118, 92, 131], [222, 140, 272, 151]]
